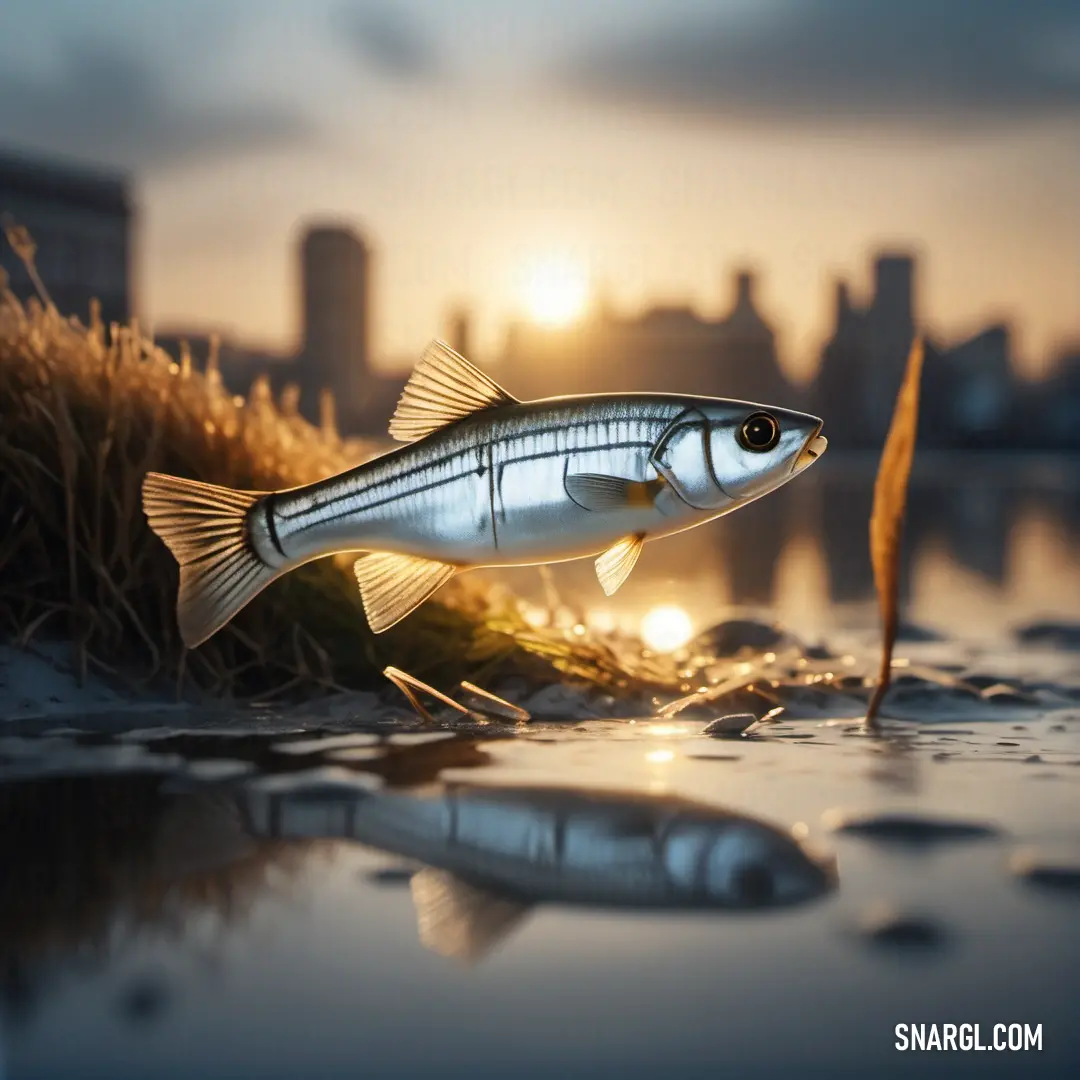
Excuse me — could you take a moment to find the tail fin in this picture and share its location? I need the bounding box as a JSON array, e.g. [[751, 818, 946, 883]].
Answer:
[[142, 472, 279, 648]]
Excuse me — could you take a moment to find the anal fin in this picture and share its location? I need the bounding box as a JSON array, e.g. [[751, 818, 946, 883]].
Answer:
[[595, 532, 645, 596], [566, 473, 663, 512], [409, 868, 530, 965], [353, 552, 457, 633]]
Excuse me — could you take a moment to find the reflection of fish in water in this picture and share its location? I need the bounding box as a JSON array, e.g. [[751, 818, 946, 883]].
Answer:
[[241, 781, 838, 964], [143, 340, 826, 645]]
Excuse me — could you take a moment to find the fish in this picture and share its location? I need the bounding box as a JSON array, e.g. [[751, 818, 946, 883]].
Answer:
[[240, 779, 838, 963], [143, 340, 828, 646]]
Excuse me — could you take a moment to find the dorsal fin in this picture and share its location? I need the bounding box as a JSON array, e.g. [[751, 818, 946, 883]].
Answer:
[[388, 340, 518, 443]]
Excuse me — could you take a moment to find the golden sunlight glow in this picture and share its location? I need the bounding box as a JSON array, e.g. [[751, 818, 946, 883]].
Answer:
[[646, 723, 692, 738], [640, 605, 694, 653], [587, 608, 616, 634], [646, 749, 675, 764], [521, 254, 589, 327]]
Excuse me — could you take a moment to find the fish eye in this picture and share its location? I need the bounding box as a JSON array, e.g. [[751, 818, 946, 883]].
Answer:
[[738, 412, 780, 453], [732, 863, 775, 905]]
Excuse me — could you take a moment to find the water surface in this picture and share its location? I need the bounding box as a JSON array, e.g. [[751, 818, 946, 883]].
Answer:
[[1, 459, 1078, 1079]]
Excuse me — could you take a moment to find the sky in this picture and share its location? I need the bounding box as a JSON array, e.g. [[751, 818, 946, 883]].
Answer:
[[1, 0, 1078, 378]]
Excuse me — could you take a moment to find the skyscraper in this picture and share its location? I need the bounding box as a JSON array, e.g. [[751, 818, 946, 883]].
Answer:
[[0, 146, 133, 327], [299, 223, 371, 428], [814, 252, 917, 447], [864, 253, 916, 434], [713, 268, 788, 405]]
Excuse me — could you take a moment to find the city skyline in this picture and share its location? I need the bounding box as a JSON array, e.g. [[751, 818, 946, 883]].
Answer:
[[131, 204, 1080, 384], [139, 174, 1079, 383], [1, 144, 1076, 456], [0, 1, 1077, 378]]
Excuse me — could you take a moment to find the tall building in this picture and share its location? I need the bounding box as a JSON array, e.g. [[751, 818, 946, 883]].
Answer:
[[157, 216, 406, 438], [814, 252, 917, 447], [938, 325, 1013, 445], [300, 223, 372, 428], [712, 268, 788, 405], [1039, 348, 1080, 451], [864, 253, 916, 431], [0, 146, 133, 326]]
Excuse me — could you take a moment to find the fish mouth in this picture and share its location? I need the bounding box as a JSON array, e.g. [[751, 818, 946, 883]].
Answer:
[[792, 422, 827, 474]]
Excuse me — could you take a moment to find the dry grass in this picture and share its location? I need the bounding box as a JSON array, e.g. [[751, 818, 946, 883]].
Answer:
[[0, 226, 658, 701]]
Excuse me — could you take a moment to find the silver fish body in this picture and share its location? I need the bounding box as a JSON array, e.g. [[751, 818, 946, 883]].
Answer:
[[241, 779, 836, 961], [143, 341, 827, 644], [267, 395, 810, 567], [354, 783, 835, 908]]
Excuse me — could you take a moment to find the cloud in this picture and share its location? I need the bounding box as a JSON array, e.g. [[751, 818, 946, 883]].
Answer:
[[333, 4, 440, 81], [0, 38, 315, 171], [562, 0, 1080, 130]]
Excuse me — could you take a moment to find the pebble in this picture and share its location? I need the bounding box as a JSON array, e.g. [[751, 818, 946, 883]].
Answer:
[[519, 683, 595, 718], [857, 902, 949, 951], [1014, 621, 1080, 650], [895, 622, 946, 643], [691, 618, 788, 656], [823, 809, 1001, 846], [1010, 850, 1080, 895], [366, 867, 417, 886], [702, 713, 756, 738], [117, 975, 172, 1025]]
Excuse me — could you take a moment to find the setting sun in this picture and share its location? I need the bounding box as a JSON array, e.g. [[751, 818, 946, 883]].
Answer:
[[640, 605, 694, 653], [521, 254, 589, 328]]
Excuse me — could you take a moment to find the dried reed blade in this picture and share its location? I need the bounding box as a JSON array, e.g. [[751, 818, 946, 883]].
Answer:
[[459, 681, 531, 722], [383, 665, 471, 722], [865, 336, 925, 730], [656, 670, 760, 719]]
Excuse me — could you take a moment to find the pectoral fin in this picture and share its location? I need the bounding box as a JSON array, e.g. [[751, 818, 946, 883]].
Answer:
[[565, 473, 664, 512], [595, 532, 646, 596], [409, 868, 531, 965], [353, 552, 457, 633]]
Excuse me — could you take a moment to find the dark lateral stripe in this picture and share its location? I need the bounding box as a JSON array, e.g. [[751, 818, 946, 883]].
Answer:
[[306, 438, 659, 530], [273, 412, 676, 525], [487, 440, 498, 549], [263, 494, 286, 559]]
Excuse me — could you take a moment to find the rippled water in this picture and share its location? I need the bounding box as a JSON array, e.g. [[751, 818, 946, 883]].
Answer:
[[2, 673, 1079, 1079], [1, 462, 1079, 1079]]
